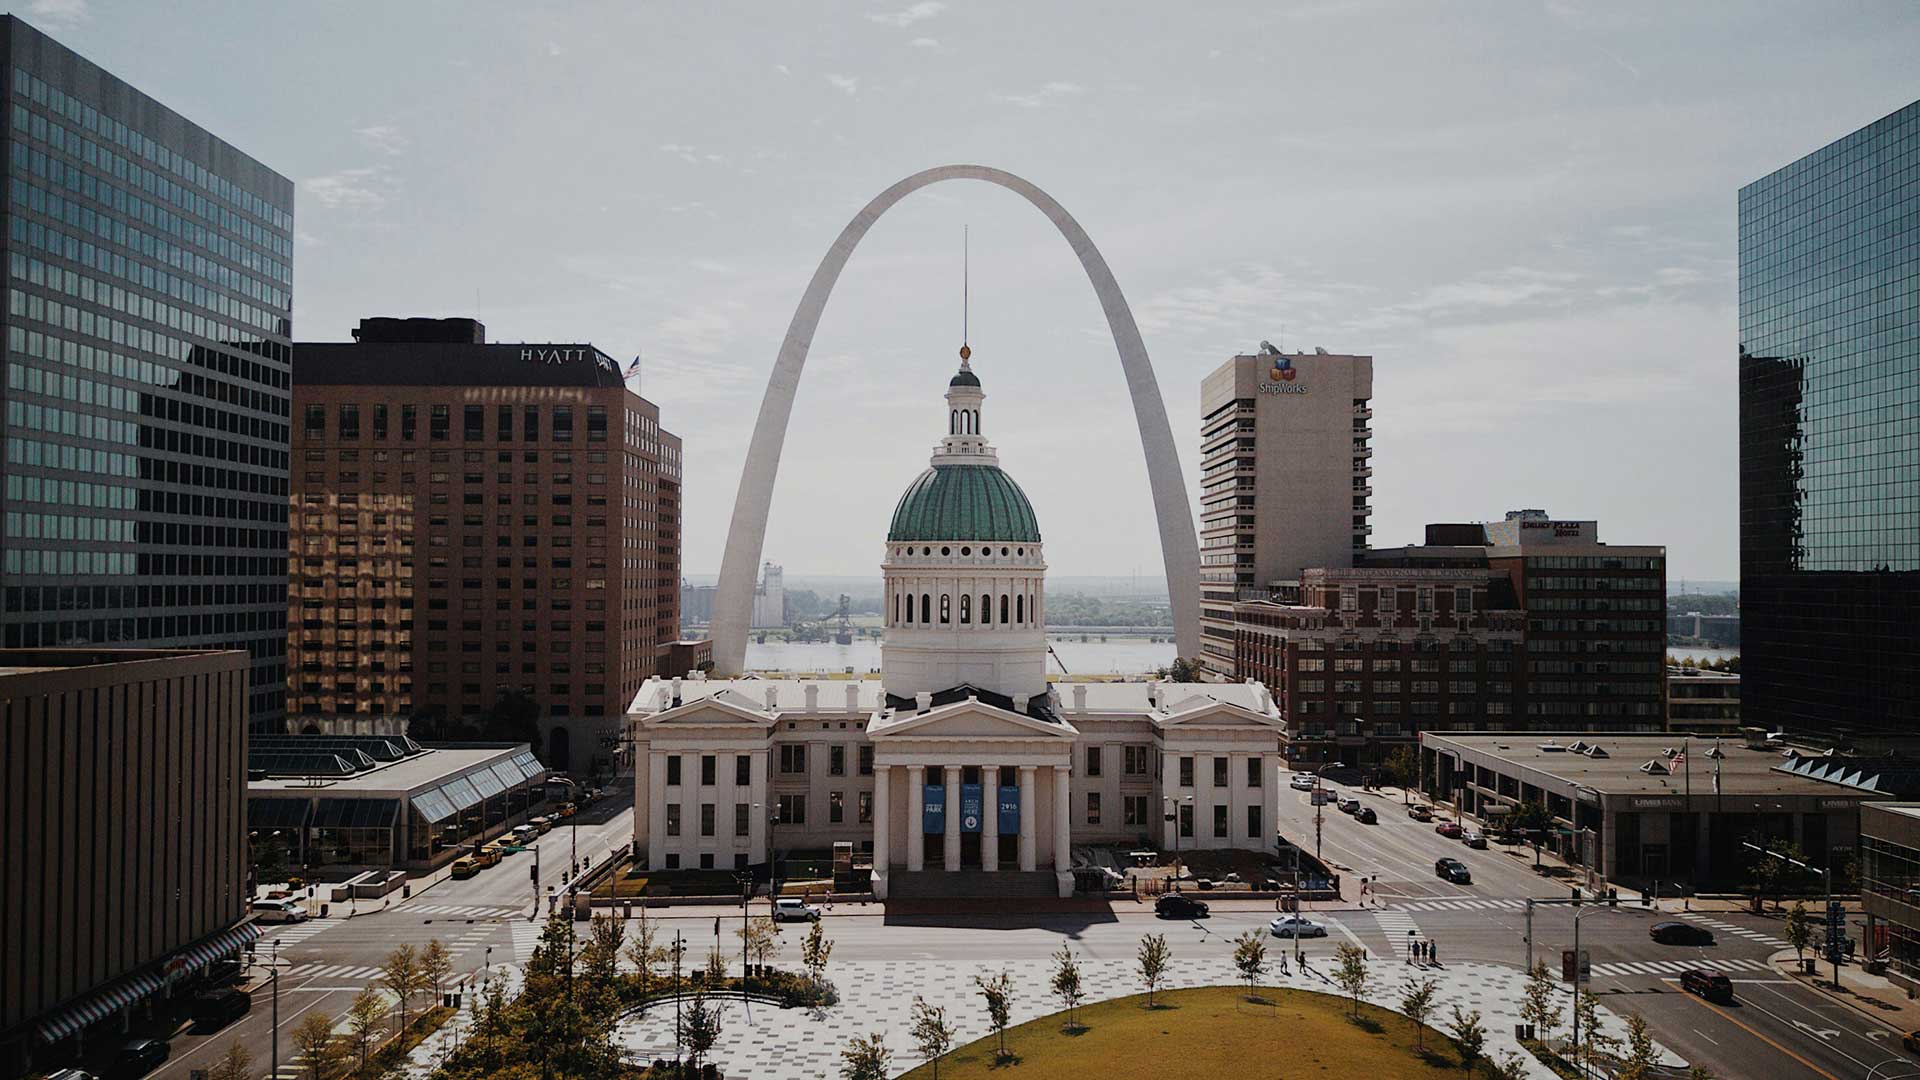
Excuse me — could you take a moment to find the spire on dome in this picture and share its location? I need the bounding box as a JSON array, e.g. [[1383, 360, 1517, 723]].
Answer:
[[951, 224, 981, 387]]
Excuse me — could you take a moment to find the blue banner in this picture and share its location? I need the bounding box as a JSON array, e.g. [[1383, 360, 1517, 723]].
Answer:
[[922, 783, 945, 836], [998, 785, 1021, 835], [960, 783, 984, 833]]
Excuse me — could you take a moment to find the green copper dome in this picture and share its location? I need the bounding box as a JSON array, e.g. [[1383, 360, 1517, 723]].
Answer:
[[887, 464, 1041, 543]]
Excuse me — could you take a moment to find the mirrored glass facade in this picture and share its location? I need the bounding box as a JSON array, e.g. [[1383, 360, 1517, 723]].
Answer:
[[1739, 100, 1920, 737], [0, 18, 293, 726]]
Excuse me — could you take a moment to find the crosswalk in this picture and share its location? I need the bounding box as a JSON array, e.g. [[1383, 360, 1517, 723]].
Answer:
[[401, 903, 523, 919], [1398, 898, 1525, 913], [1592, 956, 1774, 978], [287, 962, 386, 982], [1372, 908, 1423, 948], [260, 919, 335, 947], [1680, 913, 1789, 948], [512, 919, 545, 963]]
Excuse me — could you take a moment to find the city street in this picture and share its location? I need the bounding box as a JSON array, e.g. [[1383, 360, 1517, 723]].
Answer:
[[126, 780, 1909, 1080]]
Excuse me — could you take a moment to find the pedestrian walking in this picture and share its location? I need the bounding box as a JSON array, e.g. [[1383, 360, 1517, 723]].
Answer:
[[1430, 941, 1439, 967], [1406, 937, 1415, 964]]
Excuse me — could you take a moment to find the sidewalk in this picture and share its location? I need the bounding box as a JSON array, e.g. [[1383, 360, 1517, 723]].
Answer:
[[1770, 948, 1920, 1035]]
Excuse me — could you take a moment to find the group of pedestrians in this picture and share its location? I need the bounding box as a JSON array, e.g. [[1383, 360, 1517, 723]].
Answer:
[[1406, 937, 1439, 967]]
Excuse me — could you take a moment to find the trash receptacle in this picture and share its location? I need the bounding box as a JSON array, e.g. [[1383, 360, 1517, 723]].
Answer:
[[1803, 959, 1816, 975], [319, 903, 328, 918]]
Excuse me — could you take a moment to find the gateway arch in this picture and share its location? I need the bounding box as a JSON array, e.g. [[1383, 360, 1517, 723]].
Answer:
[[710, 164, 1200, 673]]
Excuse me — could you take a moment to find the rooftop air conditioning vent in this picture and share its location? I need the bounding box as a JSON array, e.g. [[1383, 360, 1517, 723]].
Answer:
[[1585, 746, 1609, 759], [1640, 760, 1669, 775]]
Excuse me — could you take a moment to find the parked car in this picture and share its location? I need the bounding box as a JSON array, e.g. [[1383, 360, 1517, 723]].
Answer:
[[1651, 921, 1715, 946], [46, 1069, 98, 1080], [556, 802, 578, 819], [1338, 797, 1361, 814], [449, 857, 479, 880], [1461, 829, 1487, 849], [530, 816, 556, 833], [1289, 773, 1317, 791], [511, 825, 540, 845], [1904, 1030, 1920, 1055], [772, 897, 821, 922], [1434, 821, 1464, 839], [112, 1038, 169, 1077], [191, 988, 252, 1030], [1268, 915, 1327, 938], [1407, 805, 1433, 821], [1310, 789, 1337, 806], [1680, 970, 1733, 1003], [486, 838, 521, 857], [1155, 893, 1211, 919], [1435, 857, 1472, 884], [248, 898, 309, 924], [1355, 807, 1378, 824]]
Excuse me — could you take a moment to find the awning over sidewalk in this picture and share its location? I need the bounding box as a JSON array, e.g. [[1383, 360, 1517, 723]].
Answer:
[[34, 923, 263, 1044]]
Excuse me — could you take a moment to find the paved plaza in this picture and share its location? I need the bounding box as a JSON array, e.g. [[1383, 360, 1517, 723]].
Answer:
[[614, 952, 1679, 1079]]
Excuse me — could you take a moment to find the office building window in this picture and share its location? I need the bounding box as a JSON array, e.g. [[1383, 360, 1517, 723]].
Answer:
[[736, 754, 751, 785], [1085, 745, 1102, 777], [830, 791, 844, 824], [1213, 804, 1229, 838], [701, 754, 716, 786], [1213, 756, 1229, 787], [1124, 745, 1149, 775], [1087, 791, 1101, 825], [665, 804, 681, 837], [858, 745, 874, 776], [1246, 805, 1262, 839], [700, 803, 715, 837], [1179, 803, 1194, 838], [666, 755, 682, 786], [664, 853, 680, 869], [734, 803, 750, 838], [780, 745, 806, 774], [1124, 795, 1148, 826], [1179, 756, 1194, 787], [1246, 757, 1263, 787], [858, 791, 873, 824], [830, 745, 846, 776], [777, 793, 806, 825]]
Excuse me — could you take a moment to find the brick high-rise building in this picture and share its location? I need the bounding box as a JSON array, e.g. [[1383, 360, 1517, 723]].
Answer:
[[1197, 347, 1374, 678], [290, 317, 681, 777], [0, 18, 295, 728]]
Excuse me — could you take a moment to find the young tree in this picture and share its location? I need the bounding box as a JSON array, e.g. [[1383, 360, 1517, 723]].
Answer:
[[208, 1042, 254, 1080], [1787, 900, 1812, 962], [1685, 1067, 1718, 1080], [1050, 943, 1085, 1030], [580, 912, 627, 983], [1615, 1011, 1660, 1080], [839, 1031, 892, 1080], [291, 1011, 341, 1080], [1446, 1005, 1485, 1072], [909, 996, 955, 1080], [420, 938, 454, 1004], [1398, 978, 1438, 1052], [1519, 961, 1564, 1046], [704, 943, 729, 987], [1333, 943, 1370, 1018], [737, 914, 781, 977], [1137, 933, 1172, 1007], [254, 837, 289, 888], [625, 907, 664, 995], [973, 969, 1015, 1061], [1383, 745, 1419, 803], [344, 986, 388, 1067], [679, 989, 723, 1071], [1510, 801, 1551, 867], [1574, 989, 1618, 1075], [380, 943, 425, 1032], [1232, 931, 1268, 1000], [801, 918, 834, 990]]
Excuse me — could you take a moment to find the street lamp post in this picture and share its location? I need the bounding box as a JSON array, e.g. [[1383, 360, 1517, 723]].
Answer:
[[1743, 840, 1840, 988], [244, 940, 287, 1077]]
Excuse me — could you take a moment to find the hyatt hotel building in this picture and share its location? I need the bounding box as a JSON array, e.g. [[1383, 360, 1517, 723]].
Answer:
[[292, 318, 682, 776], [0, 17, 295, 726]]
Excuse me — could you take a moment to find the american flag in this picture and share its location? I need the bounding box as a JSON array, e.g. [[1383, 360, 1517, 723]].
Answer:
[[624, 356, 642, 380], [1673, 750, 1687, 768]]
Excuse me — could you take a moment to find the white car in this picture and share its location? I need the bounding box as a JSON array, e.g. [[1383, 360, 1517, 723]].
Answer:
[[771, 897, 821, 922], [1289, 773, 1317, 791], [250, 898, 310, 924], [1268, 915, 1327, 938]]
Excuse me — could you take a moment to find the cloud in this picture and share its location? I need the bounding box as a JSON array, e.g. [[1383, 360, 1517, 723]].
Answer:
[[354, 125, 408, 156], [991, 81, 1088, 109], [825, 73, 860, 96], [910, 37, 941, 49], [546, 41, 564, 57], [303, 167, 394, 211], [25, 0, 88, 27], [867, 1, 945, 28]]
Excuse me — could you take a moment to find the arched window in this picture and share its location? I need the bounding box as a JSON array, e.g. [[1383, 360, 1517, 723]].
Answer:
[[940, 594, 951, 624], [950, 409, 958, 435], [971, 409, 979, 433], [921, 593, 931, 624], [960, 594, 971, 623], [1000, 594, 1010, 624], [1016, 594, 1025, 624], [980, 593, 992, 625], [893, 593, 900, 625]]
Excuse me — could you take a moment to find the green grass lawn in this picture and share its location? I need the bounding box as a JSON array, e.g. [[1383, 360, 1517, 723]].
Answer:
[[896, 985, 1470, 1080]]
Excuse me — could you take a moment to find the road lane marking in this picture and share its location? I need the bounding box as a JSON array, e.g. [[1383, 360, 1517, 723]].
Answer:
[[1735, 987, 1884, 1073], [1680, 995, 1842, 1080]]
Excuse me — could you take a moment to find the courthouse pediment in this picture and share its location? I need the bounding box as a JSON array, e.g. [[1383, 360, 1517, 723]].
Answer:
[[870, 698, 1079, 741], [1155, 698, 1283, 730], [640, 695, 776, 730]]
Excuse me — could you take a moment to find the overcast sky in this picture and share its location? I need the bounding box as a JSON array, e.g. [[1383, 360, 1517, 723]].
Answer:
[[32, 1, 1919, 583]]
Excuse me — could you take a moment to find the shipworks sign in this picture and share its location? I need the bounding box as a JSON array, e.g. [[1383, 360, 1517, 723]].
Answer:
[[521, 347, 619, 376], [1257, 355, 1307, 395]]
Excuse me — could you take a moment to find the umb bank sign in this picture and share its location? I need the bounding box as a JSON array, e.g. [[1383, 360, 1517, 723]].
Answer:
[[521, 347, 620, 377], [1257, 355, 1308, 395]]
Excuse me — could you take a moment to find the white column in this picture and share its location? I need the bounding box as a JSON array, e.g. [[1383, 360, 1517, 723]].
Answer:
[[1018, 765, 1037, 871], [748, 749, 769, 866], [1053, 763, 1072, 873], [1227, 752, 1248, 849], [943, 765, 963, 872], [1262, 752, 1282, 854], [1193, 754, 1215, 849], [981, 765, 999, 871], [646, 750, 667, 871], [906, 765, 925, 873], [632, 736, 650, 859], [872, 765, 891, 893]]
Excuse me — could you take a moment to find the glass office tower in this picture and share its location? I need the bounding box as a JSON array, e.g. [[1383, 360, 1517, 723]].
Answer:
[[1738, 100, 1920, 739], [0, 18, 293, 726]]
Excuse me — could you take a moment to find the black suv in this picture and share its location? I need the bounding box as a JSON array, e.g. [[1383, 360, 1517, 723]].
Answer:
[[1434, 857, 1472, 884], [112, 1039, 168, 1078], [1680, 970, 1733, 1003], [1156, 893, 1210, 919], [1651, 921, 1715, 946]]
